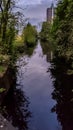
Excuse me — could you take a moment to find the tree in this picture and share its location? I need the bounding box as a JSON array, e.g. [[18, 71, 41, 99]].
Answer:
[[52, 0, 73, 70], [0, 0, 24, 55], [40, 22, 51, 42], [0, 0, 25, 67], [22, 23, 37, 47]]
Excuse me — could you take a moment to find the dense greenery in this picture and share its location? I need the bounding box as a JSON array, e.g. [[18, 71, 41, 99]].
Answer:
[[21, 23, 38, 56], [13, 35, 24, 54], [22, 23, 37, 47], [40, 22, 51, 42], [0, 0, 73, 75], [51, 0, 73, 73], [0, 0, 37, 74], [40, 0, 73, 74], [0, 0, 17, 55], [0, 0, 14, 73], [0, 0, 25, 72]]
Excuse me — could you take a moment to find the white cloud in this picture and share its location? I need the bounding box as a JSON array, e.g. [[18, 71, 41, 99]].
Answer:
[[17, 0, 56, 6], [16, 0, 56, 26], [17, 0, 42, 6]]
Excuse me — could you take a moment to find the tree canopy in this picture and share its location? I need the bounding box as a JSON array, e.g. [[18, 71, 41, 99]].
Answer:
[[22, 23, 37, 47], [40, 22, 51, 42], [0, 0, 24, 66]]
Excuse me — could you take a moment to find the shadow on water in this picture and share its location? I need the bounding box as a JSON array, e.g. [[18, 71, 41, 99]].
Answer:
[[24, 43, 37, 57], [0, 43, 37, 130], [25, 47, 35, 57], [41, 41, 73, 129], [40, 41, 54, 62], [50, 57, 73, 130], [1, 82, 31, 130]]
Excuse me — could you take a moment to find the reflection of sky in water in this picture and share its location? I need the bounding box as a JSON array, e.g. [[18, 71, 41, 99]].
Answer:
[[16, 0, 57, 29], [16, 41, 61, 130]]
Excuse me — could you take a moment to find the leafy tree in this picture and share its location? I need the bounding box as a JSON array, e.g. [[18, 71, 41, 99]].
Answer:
[[52, 0, 73, 71], [40, 22, 51, 42], [22, 23, 37, 47], [0, 0, 16, 66]]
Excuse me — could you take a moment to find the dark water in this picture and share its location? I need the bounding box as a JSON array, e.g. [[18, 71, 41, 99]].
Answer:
[[1, 41, 73, 130]]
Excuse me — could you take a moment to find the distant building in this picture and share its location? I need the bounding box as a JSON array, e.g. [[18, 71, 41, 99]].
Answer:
[[47, 3, 55, 23]]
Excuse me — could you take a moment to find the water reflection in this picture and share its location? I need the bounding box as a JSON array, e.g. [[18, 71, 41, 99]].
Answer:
[[1, 41, 70, 130], [16, 41, 61, 130], [1, 85, 31, 130], [51, 57, 73, 130], [41, 40, 73, 130], [40, 41, 53, 62], [24, 44, 37, 57]]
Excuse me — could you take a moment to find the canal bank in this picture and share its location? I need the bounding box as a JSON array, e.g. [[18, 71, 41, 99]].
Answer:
[[0, 40, 73, 130], [1, 41, 61, 130], [0, 68, 16, 130], [0, 67, 16, 105]]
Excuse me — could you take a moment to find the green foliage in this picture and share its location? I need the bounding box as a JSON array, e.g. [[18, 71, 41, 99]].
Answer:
[[13, 35, 25, 54], [0, 88, 6, 93], [22, 23, 37, 47], [0, 54, 9, 65], [0, 66, 6, 73], [40, 22, 51, 42], [0, 0, 16, 54], [0, 0, 25, 68], [52, 0, 73, 72], [0, 65, 7, 77], [0, 0, 16, 67]]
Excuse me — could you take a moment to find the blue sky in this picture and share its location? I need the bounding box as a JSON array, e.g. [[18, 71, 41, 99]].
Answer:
[[16, 0, 56, 27]]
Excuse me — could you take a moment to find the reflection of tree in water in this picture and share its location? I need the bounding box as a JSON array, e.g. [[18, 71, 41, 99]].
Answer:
[[40, 41, 53, 62], [25, 43, 37, 57], [1, 86, 31, 130], [51, 57, 73, 130]]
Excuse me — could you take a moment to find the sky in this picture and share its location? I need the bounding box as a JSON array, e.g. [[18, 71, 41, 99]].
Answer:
[[16, 0, 57, 30], [17, 0, 56, 6]]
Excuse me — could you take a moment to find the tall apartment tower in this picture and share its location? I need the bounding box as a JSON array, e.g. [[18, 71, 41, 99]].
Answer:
[[47, 3, 54, 23]]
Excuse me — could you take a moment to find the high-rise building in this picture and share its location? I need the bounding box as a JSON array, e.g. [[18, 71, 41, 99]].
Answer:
[[47, 3, 54, 23]]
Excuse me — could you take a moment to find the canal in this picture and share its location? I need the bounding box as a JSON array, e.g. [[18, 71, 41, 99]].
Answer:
[[1, 41, 73, 130]]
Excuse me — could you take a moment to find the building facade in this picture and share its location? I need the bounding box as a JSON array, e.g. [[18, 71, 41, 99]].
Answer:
[[47, 3, 54, 23]]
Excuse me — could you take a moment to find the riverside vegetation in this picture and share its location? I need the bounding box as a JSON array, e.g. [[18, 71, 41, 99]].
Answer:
[[0, 0, 22, 75], [0, 0, 37, 93], [0, 0, 37, 76], [40, 0, 73, 75], [22, 23, 38, 55], [0, 0, 73, 90]]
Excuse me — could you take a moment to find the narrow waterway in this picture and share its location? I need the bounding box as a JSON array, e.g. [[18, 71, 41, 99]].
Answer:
[[15, 41, 61, 130], [1, 41, 73, 130]]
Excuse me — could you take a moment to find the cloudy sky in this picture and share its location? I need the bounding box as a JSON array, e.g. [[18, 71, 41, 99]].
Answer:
[[17, 0, 56, 6], [16, 0, 56, 27]]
